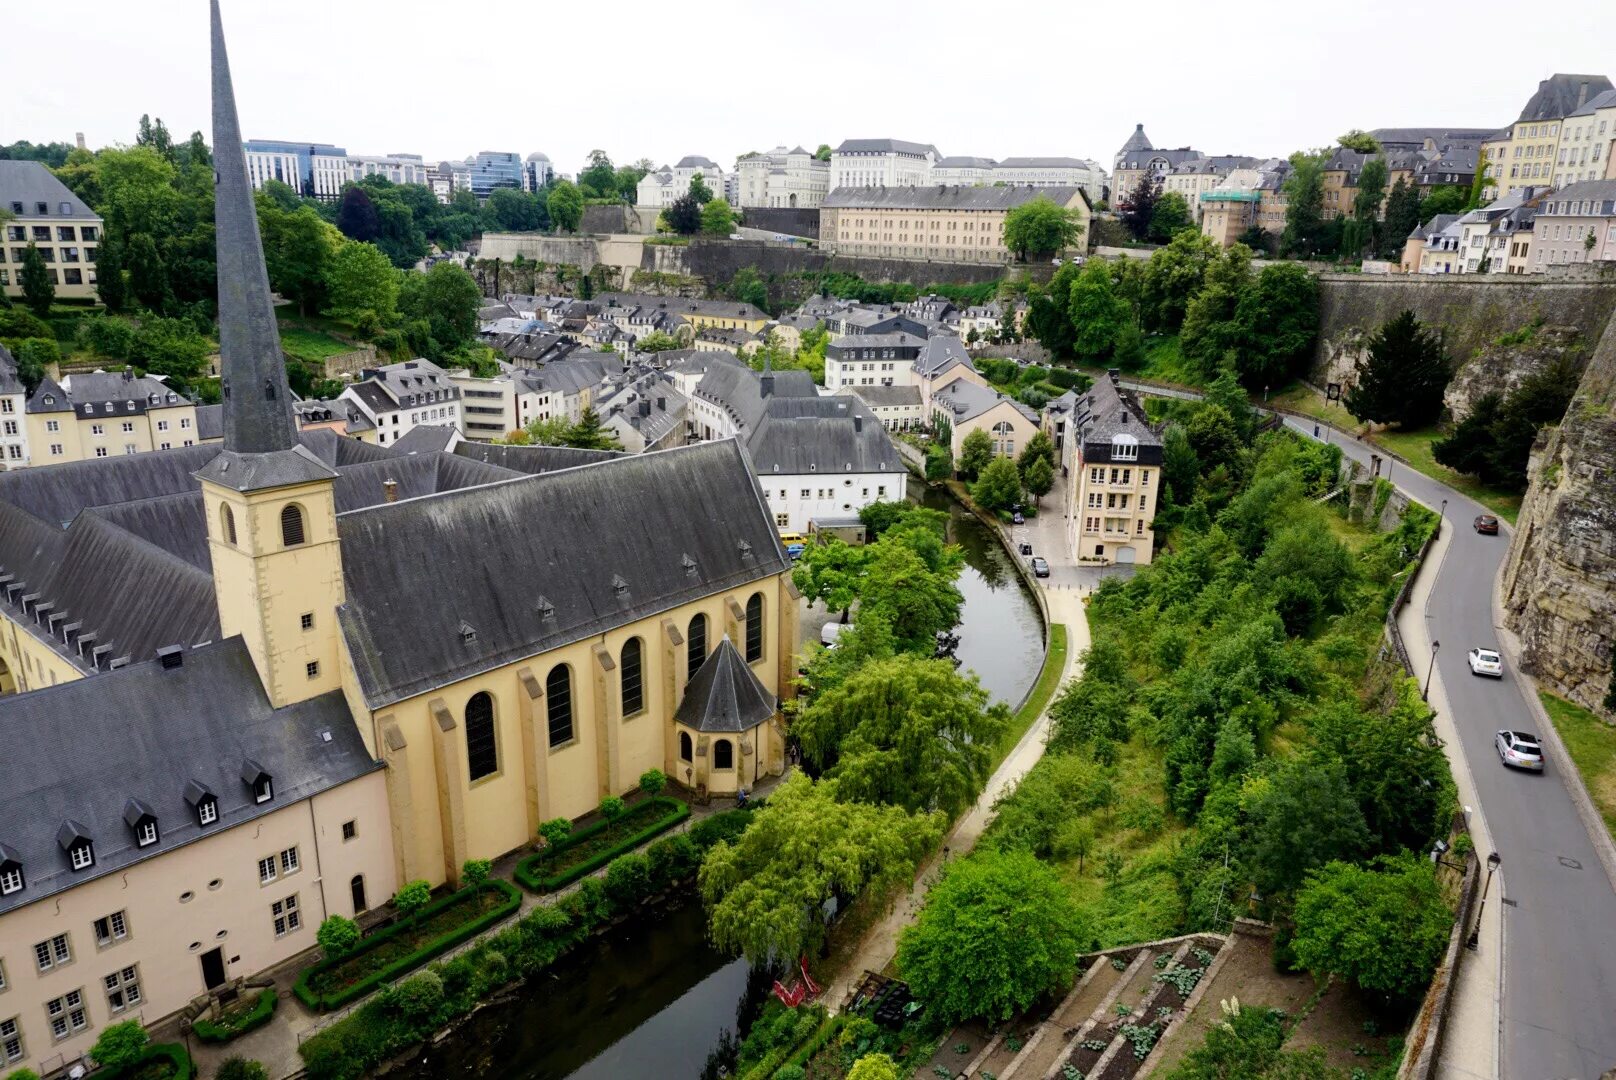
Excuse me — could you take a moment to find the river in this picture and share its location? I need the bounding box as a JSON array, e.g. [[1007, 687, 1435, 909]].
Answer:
[[419, 484, 1045, 1079]]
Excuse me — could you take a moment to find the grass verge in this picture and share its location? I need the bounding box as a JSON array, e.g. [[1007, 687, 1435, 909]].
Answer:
[[1364, 428, 1523, 523], [1540, 691, 1616, 837], [278, 325, 357, 364], [996, 623, 1068, 768], [1267, 383, 1359, 430]]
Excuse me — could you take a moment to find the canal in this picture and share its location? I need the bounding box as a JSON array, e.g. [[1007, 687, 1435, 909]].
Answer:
[[421, 485, 1045, 1079]]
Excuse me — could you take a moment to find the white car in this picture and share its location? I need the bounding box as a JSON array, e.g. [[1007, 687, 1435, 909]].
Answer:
[[1468, 648, 1504, 677], [1495, 730, 1544, 771]]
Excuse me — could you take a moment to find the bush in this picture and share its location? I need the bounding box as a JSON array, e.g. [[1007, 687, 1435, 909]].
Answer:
[[639, 768, 668, 797], [395, 970, 445, 1024], [847, 1054, 901, 1080], [689, 808, 754, 850], [460, 858, 491, 891], [317, 914, 360, 958], [604, 853, 653, 907], [394, 879, 432, 920], [646, 833, 699, 890], [91, 1020, 149, 1071], [539, 816, 573, 849], [81, 316, 136, 358], [192, 988, 278, 1043], [513, 797, 689, 892], [215, 1058, 269, 1080]]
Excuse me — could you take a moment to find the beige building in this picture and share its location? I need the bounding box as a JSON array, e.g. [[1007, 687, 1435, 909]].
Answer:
[[1499, 74, 1613, 192], [1064, 374, 1160, 566], [1199, 189, 1261, 248], [735, 146, 829, 209], [820, 185, 1089, 264], [1, 160, 102, 302], [24, 372, 202, 466], [1558, 88, 1616, 186], [929, 376, 1041, 462]]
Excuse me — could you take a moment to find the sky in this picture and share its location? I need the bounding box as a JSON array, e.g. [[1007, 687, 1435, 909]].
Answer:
[[8, 0, 1614, 178]]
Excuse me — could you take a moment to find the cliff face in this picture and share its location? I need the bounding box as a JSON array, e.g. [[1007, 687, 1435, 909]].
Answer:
[[1503, 314, 1616, 715], [1444, 324, 1587, 421]]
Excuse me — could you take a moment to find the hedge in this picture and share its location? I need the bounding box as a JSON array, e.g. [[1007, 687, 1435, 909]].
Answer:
[[293, 880, 521, 1011], [514, 797, 689, 892], [191, 987, 277, 1043], [105, 1042, 193, 1080]]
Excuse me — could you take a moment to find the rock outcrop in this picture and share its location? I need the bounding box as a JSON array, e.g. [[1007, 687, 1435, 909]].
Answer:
[[1502, 313, 1616, 716], [1444, 324, 1587, 421]]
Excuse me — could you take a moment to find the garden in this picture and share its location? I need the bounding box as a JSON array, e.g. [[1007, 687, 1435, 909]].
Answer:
[[514, 781, 690, 892]]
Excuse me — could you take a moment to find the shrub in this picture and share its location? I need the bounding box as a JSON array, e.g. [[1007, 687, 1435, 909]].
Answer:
[[639, 768, 668, 797], [604, 853, 652, 908], [539, 816, 573, 849], [514, 797, 690, 892], [847, 1053, 900, 1080], [394, 879, 432, 920], [216, 1058, 269, 1080], [689, 808, 754, 850], [646, 833, 699, 889], [395, 970, 445, 1024], [90, 1020, 149, 1071], [461, 858, 492, 891], [81, 316, 136, 358], [599, 794, 627, 834], [192, 988, 278, 1043], [317, 914, 360, 958]]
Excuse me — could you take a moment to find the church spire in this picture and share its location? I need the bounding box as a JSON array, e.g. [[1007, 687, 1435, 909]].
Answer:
[[210, 0, 297, 455]]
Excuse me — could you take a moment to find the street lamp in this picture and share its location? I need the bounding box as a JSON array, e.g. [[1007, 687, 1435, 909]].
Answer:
[[1440, 498, 1448, 529], [1467, 851, 1502, 950], [1423, 639, 1441, 701]]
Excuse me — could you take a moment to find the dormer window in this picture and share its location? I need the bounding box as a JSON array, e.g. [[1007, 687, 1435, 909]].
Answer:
[[1111, 433, 1139, 461], [43, 394, 54, 406], [126, 400, 136, 411], [241, 759, 273, 804], [0, 843, 23, 896], [184, 780, 219, 826], [58, 821, 94, 872], [123, 798, 158, 848]]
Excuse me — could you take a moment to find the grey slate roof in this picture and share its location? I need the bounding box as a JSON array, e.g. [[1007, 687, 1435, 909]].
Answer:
[[389, 424, 461, 455], [330, 453, 520, 513], [1537, 179, 1616, 213], [1074, 375, 1163, 465], [932, 378, 1039, 426], [451, 442, 623, 474], [0, 344, 25, 397], [694, 363, 817, 435], [823, 185, 1083, 211], [0, 160, 100, 221], [845, 384, 922, 408], [1518, 74, 1614, 121], [0, 443, 223, 527], [745, 396, 899, 476], [194, 444, 340, 493], [336, 438, 790, 706], [194, 403, 224, 440], [1569, 88, 1616, 117], [84, 492, 212, 573], [0, 637, 375, 917], [1120, 124, 1153, 154], [916, 335, 975, 377], [935, 156, 999, 169], [676, 156, 721, 170], [999, 156, 1092, 169], [674, 636, 776, 734], [835, 139, 939, 156]]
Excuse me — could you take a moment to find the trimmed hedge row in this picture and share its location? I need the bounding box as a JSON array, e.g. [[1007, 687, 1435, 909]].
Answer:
[[192, 987, 278, 1043], [514, 797, 690, 892], [293, 880, 522, 1012], [106, 1042, 193, 1080]]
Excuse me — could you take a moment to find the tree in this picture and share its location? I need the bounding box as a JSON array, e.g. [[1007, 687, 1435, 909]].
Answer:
[[18, 245, 53, 316], [547, 180, 584, 233], [579, 151, 617, 199], [1382, 178, 1421, 257], [814, 144, 833, 161], [634, 330, 683, 353], [639, 768, 667, 797], [539, 817, 572, 849], [698, 773, 944, 964], [793, 537, 871, 618], [1149, 191, 1193, 242], [1160, 423, 1199, 506], [1141, 230, 1219, 333], [1181, 244, 1253, 378], [701, 197, 736, 235], [1018, 429, 1055, 472], [123, 232, 169, 312], [10, 339, 54, 395], [460, 858, 492, 892], [1419, 185, 1466, 223], [1343, 309, 1449, 428], [129, 317, 209, 385], [1348, 156, 1389, 257], [1021, 454, 1055, 506], [258, 199, 338, 316], [398, 261, 481, 357], [316, 914, 360, 957], [972, 455, 1023, 512], [794, 654, 1009, 816], [1241, 758, 1369, 900], [90, 1020, 149, 1071], [1119, 175, 1162, 241], [1291, 855, 1452, 1001], [93, 233, 127, 312], [958, 428, 994, 479], [846, 1055, 900, 1080], [898, 851, 1087, 1023], [858, 542, 965, 654], [484, 187, 545, 231], [1337, 130, 1382, 154], [324, 242, 399, 325], [394, 879, 432, 921], [1067, 259, 1131, 357], [1465, 149, 1491, 211], [1281, 151, 1328, 258], [663, 193, 703, 235], [563, 406, 624, 450], [599, 794, 627, 840], [687, 173, 715, 204], [336, 185, 381, 242], [1002, 196, 1080, 261]]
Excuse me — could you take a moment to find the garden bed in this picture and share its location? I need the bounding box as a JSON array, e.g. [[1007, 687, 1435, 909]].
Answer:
[[103, 1042, 193, 1080], [293, 880, 521, 1011], [514, 796, 689, 892], [192, 987, 277, 1043]]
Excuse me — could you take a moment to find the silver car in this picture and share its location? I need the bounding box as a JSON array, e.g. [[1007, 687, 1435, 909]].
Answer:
[[1495, 730, 1544, 771], [1469, 648, 1504, 677]]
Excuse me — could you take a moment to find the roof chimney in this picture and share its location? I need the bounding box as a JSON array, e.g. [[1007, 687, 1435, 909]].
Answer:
[[383, 478, 398, 503]]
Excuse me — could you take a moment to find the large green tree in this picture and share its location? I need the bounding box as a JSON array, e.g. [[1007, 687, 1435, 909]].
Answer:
[[1149, 191, 1193, 242], [958, 428, 994, 478], [483, 187, 545, 232], [1003, 197, 1081, 261], [257, 196, 339, 316], [18, 245, 53, 316], [561, 405, 624, 450], [93, 233, 127, 312], [398, 261, 481, 357], [1181, 244, 1253, 377], [1348, 156, 1389, 257], [794, 654, 1009, 816], [1068, 259, 1131, 357], [1291, 855, 1452, 1001], [857, 541, 964, 654], [1281, 150, 1328, 258], [579, 151, 617, 199], [972, 455, 1023, 512], [547, 180, 584, 233], [1119, 175, 1161, 241], [699, 774, 944, 964], [1241, 757, 1369, 900], [792, 538, 871, 619], [898, 851, 1087, 1023], [1141, 230, 1218, 332], [701, 197, 736, 235], [663, 193, 703, 235], [1343, 309, 1449, 428], [324, 242, 398, 324], [1236, 263, 1319, 387]]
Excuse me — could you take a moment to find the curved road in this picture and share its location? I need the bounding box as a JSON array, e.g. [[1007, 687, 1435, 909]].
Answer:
[[1280, 417, 1616, 1079]]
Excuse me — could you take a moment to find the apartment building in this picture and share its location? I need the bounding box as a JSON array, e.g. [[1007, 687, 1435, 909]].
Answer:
[[1456, 189, 1543, 274], [1165, 158, 1261, 222], [1112, 125, 1202, 208], [828, 139, 939, 190], [1495, 73, 1614, 192], [735, 147, 829, 209], [931, 157, 1107, 200], [1557, 90, 1616, 186], [636, 157, 726, 208], [345, 153, 428, 186], [1, 161, 102, 302], [339, 358, 462, 447], [820, 185, 1089, 264], [242, 140, 349, 198], [1065, 374, 1160, 566], [522, 153, 555, 192], [1529, 179, 1616, 269], [24, 372, 203, 465]]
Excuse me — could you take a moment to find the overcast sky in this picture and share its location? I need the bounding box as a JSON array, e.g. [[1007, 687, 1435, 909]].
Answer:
[[9, 0, 1612, 177]]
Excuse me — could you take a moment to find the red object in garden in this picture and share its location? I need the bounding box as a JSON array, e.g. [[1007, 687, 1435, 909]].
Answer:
[[772, 980, 806, 1007], [799, 957, 821, 997]]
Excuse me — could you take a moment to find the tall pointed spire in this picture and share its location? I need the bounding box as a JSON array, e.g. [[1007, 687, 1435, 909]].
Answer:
[[210, 0, 297, 455]]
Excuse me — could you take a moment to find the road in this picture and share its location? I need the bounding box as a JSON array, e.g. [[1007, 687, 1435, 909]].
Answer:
[[1278, 417, 1616, 1079]]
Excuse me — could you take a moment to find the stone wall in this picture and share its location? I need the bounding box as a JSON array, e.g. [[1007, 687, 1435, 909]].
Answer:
[[737, 207, 820, 239], [1312, 274, 1616, 393], [1502, 310, 1616, 716], [477, 233, 600, 269]]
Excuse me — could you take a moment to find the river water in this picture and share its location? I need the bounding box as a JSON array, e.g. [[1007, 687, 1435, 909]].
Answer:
[[420, 485, 1044, 1079]]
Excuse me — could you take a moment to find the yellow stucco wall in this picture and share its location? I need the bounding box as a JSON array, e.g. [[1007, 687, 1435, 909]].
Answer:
[[22, 404, 199, 466]]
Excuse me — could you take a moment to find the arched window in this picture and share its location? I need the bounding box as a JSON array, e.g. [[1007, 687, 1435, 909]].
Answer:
[[220, 504, 237, 546], [992, 420, 1016, 457], [546, 665, 573, 745], [713, 739, 734, 770], [280, 503, 306, 547], [464, 691, 497, 781], [687, 613, 708, 681], [620, 638, 644, 716], [744, 592, 764, 663], [680, 731, 693, 762]]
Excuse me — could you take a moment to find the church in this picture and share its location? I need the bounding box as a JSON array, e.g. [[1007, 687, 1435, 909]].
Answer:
[[0, 5, 795, 1073]]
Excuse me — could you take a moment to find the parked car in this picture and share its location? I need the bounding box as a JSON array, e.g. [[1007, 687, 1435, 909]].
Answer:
[[1468, 648, 1504, 677], [1011, 510, 1025, 525], [1031, 557, 1050, 578], [1018, 542, 1033, 557], [1495, 730, 1544, 771], [820, 622, 851, 650], [1474, 514, 1500, 535]]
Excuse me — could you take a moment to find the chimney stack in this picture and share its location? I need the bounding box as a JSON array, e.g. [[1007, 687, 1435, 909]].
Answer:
[[383, 478, 398, 503]]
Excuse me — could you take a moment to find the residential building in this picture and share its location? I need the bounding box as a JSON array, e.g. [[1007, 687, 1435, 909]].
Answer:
[[345, 153, 428, 186], [595, 373, 689, 454], [1065, 373, 1161, 566], [930, 156, 998, 185], [339, 358, 463, 447], [840, 384, 923, 431], [0, 14, 799, 1071], [1501, 73, 1614, 192], [914, 336, 988, 416], [291, 398, 376, 442], [1529, 179, 1616, 269], [735, 146, 829, 209], [23, 371, 201, 466], [1322, 148, 1372, 220], [1558, 89, 1616, 186], [636, 157, 726, 209], [595, 293, 769, 335], [241, 140, 348, 198], [522, 153, 555, 192], [820, 185, 1089, 264], [467, 151, 523, 198], [828, 139, 939, 190], [957, 302, 1006, 343], [1112, 125, 1201, 208], [1199, 186, 1262, 248], [1367, 128, 1499, 154], [931, 157, 1106, 200], [825, 333, 927, 391], [0, 161, 103, 302], [1165, 157, 1261, 222], [749, 395, 901, 534], [930, 377, 1040, 465], [1403, 213, 1464, 274], [1456, 189, 1544, 274], [0, 347, 28, 468]]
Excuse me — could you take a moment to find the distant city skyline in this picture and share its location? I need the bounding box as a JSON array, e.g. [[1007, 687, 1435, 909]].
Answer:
[[11, 0, 1610, 182]]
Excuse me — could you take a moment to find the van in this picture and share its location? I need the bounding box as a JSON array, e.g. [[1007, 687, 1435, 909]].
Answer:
[[821, 622, 852, 648]]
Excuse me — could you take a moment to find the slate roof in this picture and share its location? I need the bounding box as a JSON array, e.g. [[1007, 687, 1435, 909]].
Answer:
[[1074, 374, 1163, 465], [694, 362, 816, 434], [999, 156, 1091, 169], [745, 396, 899, 476], [451, 442, 623, 474], [916, 335, 975, 377], [1537, 179, 1616, 213], [835, 139, 939, 157], [657, 350, 747, 378], [0, 637, 375, 917], [674, 636, 776, 734], [389, 424, 461, 455], [1518, 74, 1614, 121], [0, 344, 26, 397], [336, 438, 790, 707], [0, 443, 223, 527], [330, 453, 519, 513], [83, 491, 212, 573], [1120, 124, 1153, 154], [195, 403, 224, 440], [1569, 88, 1616, 117], [676, 156, 721, 170], [1367, 127, 1498, 149], [932, 378, 1039, 425], [823, 186, 1084, 211], [846, 385, 922, 408], [935, 156, 999, 169], [0, 160, 100, 220]]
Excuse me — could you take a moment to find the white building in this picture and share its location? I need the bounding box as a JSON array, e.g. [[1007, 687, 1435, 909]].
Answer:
[[828, 139, 939, 190], [523, 153, 555, 192], [0, 346, 29, 468], [339, 358, 463, 447], [735, 146, 830, 208], [346, 153, 428, 186], [241, 140, 349, 199], [636, 156, 726, 209]]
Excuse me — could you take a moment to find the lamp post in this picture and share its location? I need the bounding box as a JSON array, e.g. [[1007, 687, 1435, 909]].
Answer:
[[1440, 498, 1448, 530], [1467, 851, 1502, 949], [1423, 639, 1441, 701]]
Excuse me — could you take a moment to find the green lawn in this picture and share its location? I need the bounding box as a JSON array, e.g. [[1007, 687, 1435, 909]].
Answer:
[[996, 623, 1068, 769], [1267, 382, 1358, 431], [1136, 334, 1206, 386], [1364, 428, 1523, 524], [279, 325, 356, 364], [1540, 691, 1616, 839]]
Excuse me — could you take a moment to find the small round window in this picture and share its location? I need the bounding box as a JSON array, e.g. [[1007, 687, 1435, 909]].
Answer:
[[188, 941, 201, 952], [180, 891, 195, 903], [208, 879, 223, 891], [215, 930, 229, 939]]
